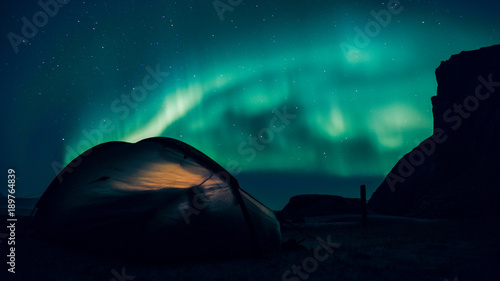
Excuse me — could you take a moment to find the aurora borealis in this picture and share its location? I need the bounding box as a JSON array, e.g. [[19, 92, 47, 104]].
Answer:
[[2, 0, 499, 209]]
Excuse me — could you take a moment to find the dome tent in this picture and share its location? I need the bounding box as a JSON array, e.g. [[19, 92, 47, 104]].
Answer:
[[32, 137, 281, 259]]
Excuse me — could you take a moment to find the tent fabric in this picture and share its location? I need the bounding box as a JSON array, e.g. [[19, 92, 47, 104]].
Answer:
[[32, 137, 281, 259]]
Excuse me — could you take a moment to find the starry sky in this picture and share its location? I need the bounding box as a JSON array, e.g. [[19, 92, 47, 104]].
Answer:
[[1, 0, 499, 209]]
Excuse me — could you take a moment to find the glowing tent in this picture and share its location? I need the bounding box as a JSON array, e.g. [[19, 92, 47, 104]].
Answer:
[[32, 137, 281, 259]]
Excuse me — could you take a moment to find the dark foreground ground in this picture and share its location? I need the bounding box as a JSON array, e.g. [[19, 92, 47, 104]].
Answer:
[[2, 215, 500, 281]]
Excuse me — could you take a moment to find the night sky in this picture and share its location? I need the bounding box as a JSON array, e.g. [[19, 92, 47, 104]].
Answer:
[[2, 0, 499, 209]]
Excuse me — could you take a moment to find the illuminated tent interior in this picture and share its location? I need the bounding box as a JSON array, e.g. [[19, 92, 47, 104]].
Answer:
[[31, 137, 282, 259]]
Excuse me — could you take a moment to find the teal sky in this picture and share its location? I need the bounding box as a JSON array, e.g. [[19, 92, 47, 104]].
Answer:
[[2, 0, 499, 208]]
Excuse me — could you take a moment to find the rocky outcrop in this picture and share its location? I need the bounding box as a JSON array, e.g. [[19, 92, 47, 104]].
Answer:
[[277, 194, 364, 222], [368, 45, 500, 218]]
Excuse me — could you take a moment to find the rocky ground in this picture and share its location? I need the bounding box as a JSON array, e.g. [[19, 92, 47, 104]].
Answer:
[[3, 215, 500, 281]]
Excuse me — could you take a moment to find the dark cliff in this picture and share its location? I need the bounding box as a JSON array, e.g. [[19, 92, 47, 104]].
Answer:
[[368, 45, 500, 218]]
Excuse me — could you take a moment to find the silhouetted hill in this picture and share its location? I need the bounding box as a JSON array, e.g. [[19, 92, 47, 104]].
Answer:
[[369, 45, 500, 218], [277, 194, 365, 223]]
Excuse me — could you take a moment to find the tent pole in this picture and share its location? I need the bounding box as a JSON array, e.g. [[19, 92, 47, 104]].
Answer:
[[360, 184, 367, 227], [225, 172, 261, 256]]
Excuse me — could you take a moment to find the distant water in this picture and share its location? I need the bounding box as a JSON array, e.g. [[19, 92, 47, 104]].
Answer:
[[237, 172, 384, 210]]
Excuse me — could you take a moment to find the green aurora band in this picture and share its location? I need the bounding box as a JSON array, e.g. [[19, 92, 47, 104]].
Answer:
[[65, 1, 498, 178], [3, 1, 499, 201]]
